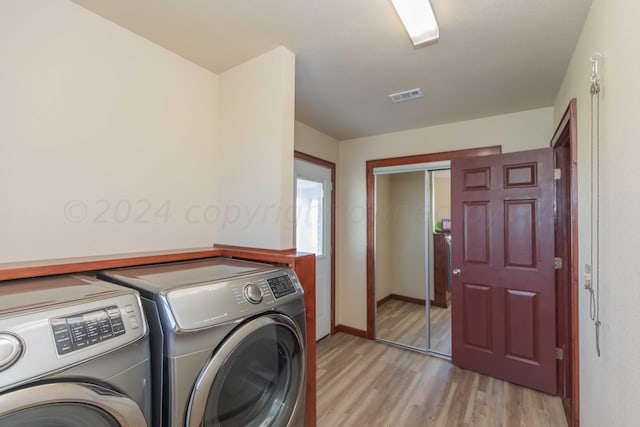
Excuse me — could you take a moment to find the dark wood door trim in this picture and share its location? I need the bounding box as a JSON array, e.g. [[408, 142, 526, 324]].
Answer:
[[366, 146, 502, 339], [294, 150, 337, 335], [295, 151, 335, 170], [552, 99, 579, 427]]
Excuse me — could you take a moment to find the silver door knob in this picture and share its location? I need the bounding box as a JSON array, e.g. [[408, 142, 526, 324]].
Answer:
[[452, 268, 461, 276]]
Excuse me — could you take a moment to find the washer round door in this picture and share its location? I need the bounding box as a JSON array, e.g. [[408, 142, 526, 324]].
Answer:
[[187, 313, 306, 427], [0, 382, 148, 427]]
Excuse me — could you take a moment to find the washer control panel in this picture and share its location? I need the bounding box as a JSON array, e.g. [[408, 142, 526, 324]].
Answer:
[[0, 287, 147, 393], [50, 305, 131, 356]]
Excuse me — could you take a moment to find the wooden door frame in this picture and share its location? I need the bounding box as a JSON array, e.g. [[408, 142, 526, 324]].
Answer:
[[294, 151, 337, 335], [551, 99, 579, 426], [365, 146, 502, 339]]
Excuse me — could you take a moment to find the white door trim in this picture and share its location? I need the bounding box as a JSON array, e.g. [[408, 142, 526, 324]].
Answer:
[[294, 152, 335, 341]]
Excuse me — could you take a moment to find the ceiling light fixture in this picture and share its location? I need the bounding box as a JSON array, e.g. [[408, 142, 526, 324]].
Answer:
[[391, 0, 439, 46]]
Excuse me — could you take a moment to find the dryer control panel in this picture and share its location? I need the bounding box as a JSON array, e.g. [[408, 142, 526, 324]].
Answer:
[[165, 267, 304, 331], [266, 275, 296, 298]]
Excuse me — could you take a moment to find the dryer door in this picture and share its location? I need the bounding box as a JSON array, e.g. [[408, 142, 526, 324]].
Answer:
[[187, 313, 306, 427], [0, 382, 147, 427]]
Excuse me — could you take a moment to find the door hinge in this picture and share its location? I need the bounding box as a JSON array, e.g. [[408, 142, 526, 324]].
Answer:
[[554, 257, 563, 269], [554, 168, 562, 180], [555, 347, 564, 360]]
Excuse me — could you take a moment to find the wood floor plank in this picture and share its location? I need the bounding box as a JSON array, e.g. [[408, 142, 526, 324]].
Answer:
[[376, 299, 452, 354], [317, 332, 567, 427]]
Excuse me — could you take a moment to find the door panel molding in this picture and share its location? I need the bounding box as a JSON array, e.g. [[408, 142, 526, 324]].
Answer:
[[505, 289, 539, 362], [463, 168, 491, 191], [463, 201, 491, 264], [462, 283, 492, 351], [504, 163, 538, 187], [504, 199, 537, 268]]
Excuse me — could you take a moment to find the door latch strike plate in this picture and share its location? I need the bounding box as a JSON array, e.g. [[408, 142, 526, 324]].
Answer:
[[555, 347, 564, 360]]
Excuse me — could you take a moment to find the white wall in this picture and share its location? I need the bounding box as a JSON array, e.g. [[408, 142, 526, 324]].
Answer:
[[375, 172, 430, 302], [0, 0, 218, 263], [432, 170, 452, 225], [388, 172, 427, 300], [374, 174, 393, 301], [336, 107, 553, 330], [216, 47, 296, 250], [554, 1, 640, 425], [294, 121, 339, 164]]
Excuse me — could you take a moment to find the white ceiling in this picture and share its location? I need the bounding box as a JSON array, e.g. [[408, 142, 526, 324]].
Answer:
[[70, 0, 593, 140]]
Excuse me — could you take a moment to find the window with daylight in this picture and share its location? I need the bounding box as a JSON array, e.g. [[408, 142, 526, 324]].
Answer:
[[296, 178, 324, 256]]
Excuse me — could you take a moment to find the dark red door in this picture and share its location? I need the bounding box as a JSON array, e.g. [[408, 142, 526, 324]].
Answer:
[[450, 148, 556, 394]]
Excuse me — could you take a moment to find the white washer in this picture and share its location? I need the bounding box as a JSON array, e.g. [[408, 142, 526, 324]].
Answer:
[[99, 258, 306, 427], [0, 275, 151, 427]]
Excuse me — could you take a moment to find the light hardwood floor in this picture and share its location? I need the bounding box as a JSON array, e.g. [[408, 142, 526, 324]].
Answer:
[[317, 332, 567, 427], [377, 299, 427, 349], [376, 299, 452, 355], [430, 305, 452, 355]]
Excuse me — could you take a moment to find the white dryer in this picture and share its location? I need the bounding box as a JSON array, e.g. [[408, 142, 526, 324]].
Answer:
[[0, 275, 151, 427], [99, 258, 306, 427]]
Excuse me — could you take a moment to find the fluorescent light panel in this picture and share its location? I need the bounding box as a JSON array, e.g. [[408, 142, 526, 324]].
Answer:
[[391, 0, 439, 46]]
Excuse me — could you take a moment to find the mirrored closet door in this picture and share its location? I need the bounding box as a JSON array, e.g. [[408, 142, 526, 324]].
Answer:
[[374, 163, 452, 358]]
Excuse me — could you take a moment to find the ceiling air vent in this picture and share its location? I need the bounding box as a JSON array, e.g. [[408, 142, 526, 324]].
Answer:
[[388, 88, 423, 103]]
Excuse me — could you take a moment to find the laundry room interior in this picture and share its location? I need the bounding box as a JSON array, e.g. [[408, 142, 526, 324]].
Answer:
[[2, 1, 640, 427]]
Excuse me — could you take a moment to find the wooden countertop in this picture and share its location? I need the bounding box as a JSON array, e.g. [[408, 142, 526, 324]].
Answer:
[[0, 245, 312, 281]]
